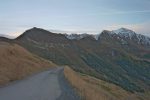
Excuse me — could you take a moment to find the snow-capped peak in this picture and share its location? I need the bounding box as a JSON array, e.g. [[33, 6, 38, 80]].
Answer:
[[112, 28, 150, 45], [113, 28, 136, 39]]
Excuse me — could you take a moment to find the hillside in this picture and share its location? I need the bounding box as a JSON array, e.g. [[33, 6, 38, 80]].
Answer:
[[0, 42, 56, 86], [64, 67, 150, 100], [14, 27, 150, 93]]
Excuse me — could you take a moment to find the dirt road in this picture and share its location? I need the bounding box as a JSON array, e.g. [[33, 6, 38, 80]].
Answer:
[[0, 67, 80, 100]]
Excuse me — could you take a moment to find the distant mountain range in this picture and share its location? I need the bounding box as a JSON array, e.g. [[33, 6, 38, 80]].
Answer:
[[65, 28, 150, 45], [1, 27, 150, 93]]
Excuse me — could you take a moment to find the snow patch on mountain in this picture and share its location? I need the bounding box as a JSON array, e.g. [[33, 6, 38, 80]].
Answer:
[[66, 33, 101, 40], [65, 33, 89, 40], [113, 28, 136, 39], [112, 28, 150, 45], [91, 34, 100, 40], [136, 34, 150, 45]]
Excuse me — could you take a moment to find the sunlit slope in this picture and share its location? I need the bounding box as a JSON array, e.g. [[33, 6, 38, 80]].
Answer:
[[64, 66, 150, 100], [0, 42, 56, 86]]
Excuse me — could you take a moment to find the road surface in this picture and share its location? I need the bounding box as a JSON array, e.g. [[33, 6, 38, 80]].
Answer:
[[0, 67, 80, 100]]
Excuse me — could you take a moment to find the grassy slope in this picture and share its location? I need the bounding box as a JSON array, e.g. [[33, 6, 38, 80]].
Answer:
[[64, 66, 150, 100], [16, 28, 150, 92], [0, 42, 56, 86], [18, 38, 150, 92]]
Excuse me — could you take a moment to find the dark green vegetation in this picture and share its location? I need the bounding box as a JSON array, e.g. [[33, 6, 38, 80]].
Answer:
[[10, 27, 150, 92]]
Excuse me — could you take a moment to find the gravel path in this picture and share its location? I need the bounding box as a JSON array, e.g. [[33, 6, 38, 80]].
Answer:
[[0, 67, 80, 100]]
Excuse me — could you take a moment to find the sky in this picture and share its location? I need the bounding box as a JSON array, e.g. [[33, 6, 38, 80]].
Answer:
[[1, 0, 150, 38]]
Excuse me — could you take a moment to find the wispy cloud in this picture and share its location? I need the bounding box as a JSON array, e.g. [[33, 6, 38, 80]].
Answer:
[[98, 10, 150, 15], [58, 10, 150, 18]]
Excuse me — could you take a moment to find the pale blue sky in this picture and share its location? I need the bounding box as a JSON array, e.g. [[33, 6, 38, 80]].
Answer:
[[1, 0, 150, 38]]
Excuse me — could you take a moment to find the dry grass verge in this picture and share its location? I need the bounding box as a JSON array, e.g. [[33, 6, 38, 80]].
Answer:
[[0, 42, 57, 86], [64, 66, 148, 100]]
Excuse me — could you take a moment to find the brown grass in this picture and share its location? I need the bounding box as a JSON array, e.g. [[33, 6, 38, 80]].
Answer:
[[0, 42, 57, 86], [64, 66, 147, 100]]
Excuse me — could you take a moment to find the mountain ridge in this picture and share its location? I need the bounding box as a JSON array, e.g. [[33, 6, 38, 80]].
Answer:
[[1, 27, 149, 42], [15, 27, 150, 46], [1, 27, 150, 93]]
